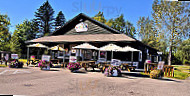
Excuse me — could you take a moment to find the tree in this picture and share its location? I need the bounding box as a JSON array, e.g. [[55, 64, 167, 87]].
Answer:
[[92, 11, 106, 23], [105, 19, 114, 27], [10, 20, 39, 55], [152, 0, 189, 65], [0, 13, 11, 51], [54, 11, 66, 29], [125, 20, 136, 38], [175, 39, 190, 64], [112, 14, 125, 33], [35, 0, 55, 36]]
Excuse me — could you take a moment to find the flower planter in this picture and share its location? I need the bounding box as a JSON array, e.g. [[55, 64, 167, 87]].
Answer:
[[67, 62, 81, 73], [104, 66, 122, 77]]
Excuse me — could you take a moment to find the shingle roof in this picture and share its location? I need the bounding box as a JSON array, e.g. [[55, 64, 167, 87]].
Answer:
[[26, 34, 136, 43]]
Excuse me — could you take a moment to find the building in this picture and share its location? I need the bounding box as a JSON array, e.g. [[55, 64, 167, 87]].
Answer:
[[26, 13, 161, 68]]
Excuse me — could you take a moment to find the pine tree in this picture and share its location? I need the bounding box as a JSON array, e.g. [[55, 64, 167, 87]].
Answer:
[[55, 11, 66, 29], [125, 20, 136, 38], [112, 14, 125, 33], [34, 0, 55, 36]]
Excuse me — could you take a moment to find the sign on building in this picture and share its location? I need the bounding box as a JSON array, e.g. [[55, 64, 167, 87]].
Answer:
[[75, 22, 88, 32]]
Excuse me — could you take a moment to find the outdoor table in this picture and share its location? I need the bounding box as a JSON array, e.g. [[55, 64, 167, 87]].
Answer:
[[88, 61, 97, 71], [50, 59, 60, 64], [98, 62, 111, 72], [144, 63, 158, 74], [79, 61, 90, 71], [121, 63, 136, 72], [28, 59, 40, 66]]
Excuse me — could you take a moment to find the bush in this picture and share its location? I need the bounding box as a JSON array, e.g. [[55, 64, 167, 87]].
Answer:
[[150, 70, 164, 79]]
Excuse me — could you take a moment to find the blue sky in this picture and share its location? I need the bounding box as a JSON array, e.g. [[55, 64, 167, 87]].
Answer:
[[0, 0, 153, 37]]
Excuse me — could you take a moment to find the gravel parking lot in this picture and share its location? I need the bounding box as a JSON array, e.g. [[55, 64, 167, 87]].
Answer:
[[0, 67, 190, 96]]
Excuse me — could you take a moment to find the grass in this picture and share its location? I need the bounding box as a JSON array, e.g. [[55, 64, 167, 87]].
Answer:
[[18, 59, 27, 64], [172, 65, 190, 80], [0, 64, 7, 67]]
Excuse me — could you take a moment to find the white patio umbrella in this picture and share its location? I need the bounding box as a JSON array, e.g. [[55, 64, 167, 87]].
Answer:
[[27, 43, 49, 64], [27, 43, 48, 48], [120, 46, 140, 62], [50, 45, 64, 51], [49, 45, 65, 63], [72, 43, 98, 50], [99, 44, 122, 60]]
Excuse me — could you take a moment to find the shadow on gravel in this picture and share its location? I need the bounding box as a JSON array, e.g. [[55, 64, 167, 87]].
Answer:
[[122, 72, 150, 78], [18, 67, 30, 69], [42, 69, 60, 71], [157, 78, 182, 83], [87, 70, 101, 72], [73, 71, 87, 74]]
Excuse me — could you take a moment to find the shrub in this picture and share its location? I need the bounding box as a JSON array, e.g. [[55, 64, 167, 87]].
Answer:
[[150, 70, 164, 79]]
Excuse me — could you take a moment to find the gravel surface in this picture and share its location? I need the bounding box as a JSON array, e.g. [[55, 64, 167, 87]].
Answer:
[[0, 67, 189, 96]]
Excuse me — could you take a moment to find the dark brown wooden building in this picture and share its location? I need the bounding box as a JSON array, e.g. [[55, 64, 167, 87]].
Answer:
[[26, 13, 161, 68]]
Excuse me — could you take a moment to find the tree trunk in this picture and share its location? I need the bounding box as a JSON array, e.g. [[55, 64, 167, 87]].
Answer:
[[168, 46, 172, 66]]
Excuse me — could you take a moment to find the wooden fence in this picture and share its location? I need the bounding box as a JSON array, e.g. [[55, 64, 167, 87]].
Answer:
[[144, 63, 174, 77]]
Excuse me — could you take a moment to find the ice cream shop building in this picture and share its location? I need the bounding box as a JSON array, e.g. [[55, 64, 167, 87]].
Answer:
[[26, 13, 162, 69]]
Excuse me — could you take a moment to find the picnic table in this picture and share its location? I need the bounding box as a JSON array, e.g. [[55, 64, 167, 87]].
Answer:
[[27, 59, 40, 66], [50, 59, 60, 64], [98, 62, 111, 72], [121, 63, 136, 72], [79, 61, 97, 71]]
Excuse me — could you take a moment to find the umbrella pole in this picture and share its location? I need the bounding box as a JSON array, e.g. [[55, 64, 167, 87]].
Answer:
[[27, 47, 29, 66], [111, 50, 113, 60], [132, 52, 133, 65], [98, 50, 100, 60]]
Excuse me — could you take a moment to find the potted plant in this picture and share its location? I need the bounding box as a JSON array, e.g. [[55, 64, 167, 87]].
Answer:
[[38, 60, 52, 70], [67, 62, 81, 72], [9, 59, 23, 68], [104, 66, 122, 77]]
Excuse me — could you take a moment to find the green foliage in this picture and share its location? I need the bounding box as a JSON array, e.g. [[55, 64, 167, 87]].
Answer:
[[54, 11, 66, 29], [34, 0, 55, 36], [125, 20, 136, 38], [10, 20, 39, 55], [137, 16, 164, 51], [92, 11, 107, 23], [93, 12, 136, 38], [0, 13, 11, 51], [111, 14, 125, 33], [175, 39, 190, 65], [150, 70, 164, 79], [152, 0, 189, 65]]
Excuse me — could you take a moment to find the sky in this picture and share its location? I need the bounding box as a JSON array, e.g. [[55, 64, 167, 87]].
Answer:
[[0, 0, 154, 37]]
